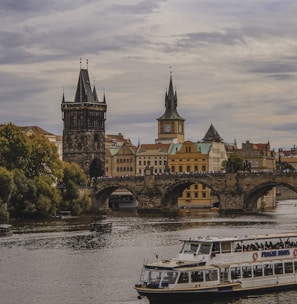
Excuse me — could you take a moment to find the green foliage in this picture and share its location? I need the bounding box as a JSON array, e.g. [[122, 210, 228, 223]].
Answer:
[[0, 200, 9, 222], [63, 162, 87, 186], [225, 154, 245, 173], [0, 167, 14, 202], [277, 161, 295, 172], [61, 162, 89, 215], [0, 123, 91, 218], [26, 133, 63, 182], [0, 123, 30, 170]]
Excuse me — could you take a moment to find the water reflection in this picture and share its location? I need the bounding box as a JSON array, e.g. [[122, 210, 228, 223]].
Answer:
[[0, 200, 297, 304]]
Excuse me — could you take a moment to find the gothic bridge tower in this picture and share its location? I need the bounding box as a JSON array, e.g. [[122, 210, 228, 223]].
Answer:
[[156, 72, 185, 144], [61, 64, 107, 177]]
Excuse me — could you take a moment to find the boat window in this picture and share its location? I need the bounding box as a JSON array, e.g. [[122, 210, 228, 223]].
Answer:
[[294, 262, 297, 273], [191, 271, 204, 282], [182, 242, 199, 254], [230, 267, 240, 280], [205, 269, 218, 281], [274, 263, 283, 275], [162, 272, 178, 285], [242, 266, 252, 278], [221, 242, 231, 253], [212, 242, 220, 254], [284, 262, 293, 274], [148, 271, 162, 283], [199, 243, 211, 255], [264, 264, 273, 276], [253, 265, 263, 277], [178, 272, 189, 284], [220, 268, 229, 282]]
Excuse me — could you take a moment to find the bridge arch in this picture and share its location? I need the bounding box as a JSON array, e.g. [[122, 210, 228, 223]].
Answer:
[[161, 177, 220, 208], [93, 181, 138, 210], [244, 181, 297, 210]]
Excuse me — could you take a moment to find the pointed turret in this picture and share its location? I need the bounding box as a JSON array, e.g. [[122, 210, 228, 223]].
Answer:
[[93, 85, 99, 102], [74, 68, 95, 103], [202, 124, 223, 143], [158, 74, 185, 121], [156, 72, 185, 144]]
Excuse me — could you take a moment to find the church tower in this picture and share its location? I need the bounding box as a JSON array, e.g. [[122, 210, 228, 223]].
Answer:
[[61, 63, 107, 177], [156, 72, 185, 144]]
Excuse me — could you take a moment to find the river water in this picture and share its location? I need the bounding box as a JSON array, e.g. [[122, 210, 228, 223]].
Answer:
[[1, 200, 297, 304]]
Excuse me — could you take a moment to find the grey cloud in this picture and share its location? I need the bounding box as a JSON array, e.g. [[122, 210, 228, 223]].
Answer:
[[273, 123, 297, 132], [164, 29, 246, 52], [267, 74, 294, 81], [0, 0, 88, 14], [249, 62, 297, 75], [108, 0, 167, 15]]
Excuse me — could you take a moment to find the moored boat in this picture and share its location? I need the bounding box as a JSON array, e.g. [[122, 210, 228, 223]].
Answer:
[[135, 232, 297, 303], [90, 220, 112, 233], [0, 224, 13, 236]]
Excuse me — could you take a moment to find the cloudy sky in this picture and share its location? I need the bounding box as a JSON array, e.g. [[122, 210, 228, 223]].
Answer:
[[1, 0, 297, 150]]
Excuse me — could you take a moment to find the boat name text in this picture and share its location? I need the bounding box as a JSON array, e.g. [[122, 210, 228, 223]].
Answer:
[[261, 249, 290, 258]]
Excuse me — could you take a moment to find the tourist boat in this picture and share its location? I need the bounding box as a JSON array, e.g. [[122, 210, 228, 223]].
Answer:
[[0, 224, 13, 236], [90, 220, 112, 233], [135, 232, 297, 303]]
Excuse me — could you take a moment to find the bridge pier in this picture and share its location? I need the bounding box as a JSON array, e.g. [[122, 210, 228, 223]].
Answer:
[[219, 193, 245, 213]]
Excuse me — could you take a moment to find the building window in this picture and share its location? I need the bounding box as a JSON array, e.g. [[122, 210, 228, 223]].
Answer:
[[179, 166, 183, 173]]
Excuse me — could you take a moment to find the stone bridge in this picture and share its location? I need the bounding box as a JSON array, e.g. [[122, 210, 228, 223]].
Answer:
[[91, 171, 297, 213]]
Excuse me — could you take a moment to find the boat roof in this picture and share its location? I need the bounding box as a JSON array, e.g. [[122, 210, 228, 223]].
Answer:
[[180, 232, 297, 243], [145, 259, 203, 270], [0, 224, 12, 228]]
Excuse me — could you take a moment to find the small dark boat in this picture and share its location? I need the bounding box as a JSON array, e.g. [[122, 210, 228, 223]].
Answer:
[[0, 224, 13, 236], [90, 220, 112, 233]]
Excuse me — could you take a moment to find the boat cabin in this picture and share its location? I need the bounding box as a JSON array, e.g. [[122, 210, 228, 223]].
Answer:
[[90, 220, 112, 233], [0, 224, 12, 236], [176, 233, 297, 265]]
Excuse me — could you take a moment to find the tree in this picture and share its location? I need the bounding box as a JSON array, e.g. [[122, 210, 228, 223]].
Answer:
[[9, 170, 62, 218], [277, 161, 295, 172], [0, 123, 30, 171], [34, 175, 62, 217], [0, 167, 14, 202], [225, 154, 244, 173], [26, 133, 63, 182], [60, 162, 90, 215], [0, 167, 13, 221]]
